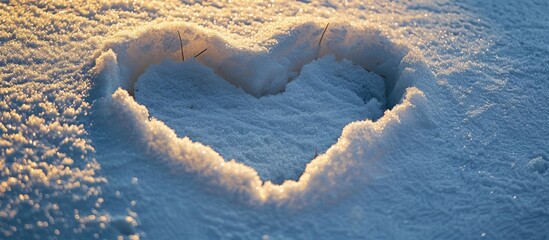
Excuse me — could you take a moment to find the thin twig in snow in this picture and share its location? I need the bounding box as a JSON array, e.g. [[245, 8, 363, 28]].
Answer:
[[316, 23, 330, 59], [318, 23, 330, 46], [177, 30, 184, 61], [194, 48, 208, 58]]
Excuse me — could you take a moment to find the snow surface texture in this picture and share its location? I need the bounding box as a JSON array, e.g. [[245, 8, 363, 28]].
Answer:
[[92, 21, 430, 206], [1, 0, 549, 239], [135, 56, 386, 184]]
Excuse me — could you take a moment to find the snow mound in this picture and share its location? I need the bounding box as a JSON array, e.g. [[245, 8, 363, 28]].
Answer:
[[91, 21, 433, 207]]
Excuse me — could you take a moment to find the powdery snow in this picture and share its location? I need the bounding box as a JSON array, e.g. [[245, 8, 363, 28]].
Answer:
[[135, 56, 386, 183], [1, 0, 548, 239], [92, 20, 430, 207]]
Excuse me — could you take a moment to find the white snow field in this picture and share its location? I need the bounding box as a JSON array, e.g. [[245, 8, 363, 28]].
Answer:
[[1, 0, 548, 239]]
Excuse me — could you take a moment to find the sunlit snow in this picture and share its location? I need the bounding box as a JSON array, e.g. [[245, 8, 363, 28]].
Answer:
[[1, 0, 548, 239]]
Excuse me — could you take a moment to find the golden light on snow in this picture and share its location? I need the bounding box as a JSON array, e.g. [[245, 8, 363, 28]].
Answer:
[[94, 21, 432, 206], [5, 0, 529, 238]]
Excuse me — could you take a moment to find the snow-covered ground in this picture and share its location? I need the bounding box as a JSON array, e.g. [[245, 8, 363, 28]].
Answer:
[[135, 56, 387, 183], [1, 0, 548, 239]]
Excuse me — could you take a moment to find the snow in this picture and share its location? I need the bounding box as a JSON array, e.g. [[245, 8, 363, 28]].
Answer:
[[92, 20, 430, 206], [1, 0, 549, 239], [93, 21, 416, 104], [134, 56, 386, 183]]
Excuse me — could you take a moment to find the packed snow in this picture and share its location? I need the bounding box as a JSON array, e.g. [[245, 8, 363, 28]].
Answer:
[[135, 56, 386, 183], [92, 21, 429, 202], [1, 0, 548, 239]]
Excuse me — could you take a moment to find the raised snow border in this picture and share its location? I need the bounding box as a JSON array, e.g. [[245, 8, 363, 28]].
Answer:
[[91, 20, 434, 207]]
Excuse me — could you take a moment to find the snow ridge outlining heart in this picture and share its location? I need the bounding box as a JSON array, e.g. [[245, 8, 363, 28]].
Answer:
[[91, 20, 433, 207]]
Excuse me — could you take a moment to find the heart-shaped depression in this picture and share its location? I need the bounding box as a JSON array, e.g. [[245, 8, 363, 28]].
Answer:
[[92, 21, 431, 207], [135, 55, 388, 184]]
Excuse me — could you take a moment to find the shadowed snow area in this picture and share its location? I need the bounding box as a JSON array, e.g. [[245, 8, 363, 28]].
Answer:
[[2, 0, 549, 239], [92, 22, 430, 205], [93, 22, 415, 107], [135, 56, 386, 183]]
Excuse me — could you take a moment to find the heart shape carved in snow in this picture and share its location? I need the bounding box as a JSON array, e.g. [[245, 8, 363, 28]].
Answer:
[[91, 21, 431, 207]]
